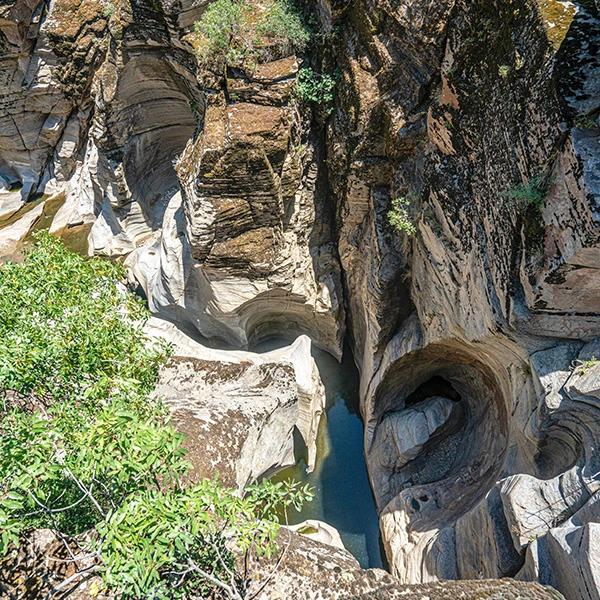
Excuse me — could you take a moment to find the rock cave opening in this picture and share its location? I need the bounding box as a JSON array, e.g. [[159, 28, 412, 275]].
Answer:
[[368, 343, 509, 527], [404, 375, 462, 407]]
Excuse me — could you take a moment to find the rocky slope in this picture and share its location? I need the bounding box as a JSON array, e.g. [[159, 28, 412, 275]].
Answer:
[[1, 0, 599, 598]]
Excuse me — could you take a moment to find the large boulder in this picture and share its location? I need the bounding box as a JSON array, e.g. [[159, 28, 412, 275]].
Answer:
[[147, 318, 325, 489]]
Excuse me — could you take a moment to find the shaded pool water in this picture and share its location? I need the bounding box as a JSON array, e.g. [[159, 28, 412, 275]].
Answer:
[[256, 340, 383, 569]]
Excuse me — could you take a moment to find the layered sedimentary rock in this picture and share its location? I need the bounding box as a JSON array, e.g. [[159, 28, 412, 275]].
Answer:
[[49, 0, 201, 255], [0, 0, 108, 218], [2, 0, 344, 355], [130, 54, 344, 355]]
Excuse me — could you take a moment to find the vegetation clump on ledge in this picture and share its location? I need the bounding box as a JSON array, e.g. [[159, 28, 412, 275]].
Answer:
[[387, 196, 417, 236], [295, 67, 336, 109], [503, 174, 548, 212], [193, 0, 310, 69], [0, 232, 312, 599]]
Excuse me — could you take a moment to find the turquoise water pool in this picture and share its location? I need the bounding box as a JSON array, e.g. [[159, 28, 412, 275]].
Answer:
[[264, 342, 383, 569]]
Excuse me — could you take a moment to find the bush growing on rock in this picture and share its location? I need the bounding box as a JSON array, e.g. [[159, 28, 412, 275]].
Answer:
[[193, 0, 310, 69], [295, 67, 336, 110], [504, 174, 548, 212], [256, 0, 310, 54], [194, 0, 251, 67], [0, 232, 312, 598], [387, 197, 417, 236]]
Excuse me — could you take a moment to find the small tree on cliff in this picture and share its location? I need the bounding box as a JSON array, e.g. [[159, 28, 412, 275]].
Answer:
[[194, 0, 252, 68], [193, 0, 310, 70]]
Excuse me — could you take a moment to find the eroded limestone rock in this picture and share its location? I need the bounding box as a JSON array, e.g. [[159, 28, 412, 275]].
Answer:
[[1, 0, 599, 595], [147, 318, 325, 489]]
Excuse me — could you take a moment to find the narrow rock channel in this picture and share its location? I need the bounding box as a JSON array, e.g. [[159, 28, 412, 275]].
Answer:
[[267, 343, 383, 568]]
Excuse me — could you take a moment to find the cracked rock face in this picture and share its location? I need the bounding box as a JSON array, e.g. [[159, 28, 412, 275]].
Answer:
[[251, 528, 565, 600], [141, 54, 345, 355], [1, 0, 344, 356], [0, 0, 106, 216]]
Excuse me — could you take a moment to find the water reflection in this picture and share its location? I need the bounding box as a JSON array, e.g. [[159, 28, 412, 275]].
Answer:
[[259, 340, 383, 569]]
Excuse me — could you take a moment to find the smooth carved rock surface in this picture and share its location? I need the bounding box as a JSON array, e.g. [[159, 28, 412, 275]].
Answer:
[[147, 318, 325, 489], [1, 0, 344, 355], [0, 0, 107, 215], [287, 519, 346, 551], [164, 55, 344, 356], [372, 395, 458, 470]]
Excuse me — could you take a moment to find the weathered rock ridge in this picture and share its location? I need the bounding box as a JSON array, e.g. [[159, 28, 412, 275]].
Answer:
[[1, 527, 565, 599], [1, 0, 600, 598]]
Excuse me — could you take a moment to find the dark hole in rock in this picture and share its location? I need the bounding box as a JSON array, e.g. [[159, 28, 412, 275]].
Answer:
[[411, 498, 420, 511], [419, 494, 429, 502], [404, 376, 461, 407]]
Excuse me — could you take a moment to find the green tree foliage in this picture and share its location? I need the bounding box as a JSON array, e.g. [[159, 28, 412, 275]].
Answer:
[[194, 0, 310, 68], [0, 233, 312, 598], [99, 479, 312, 599], [0, 231, 163, 403], [256, 0, 310, 53], [504, 175, 547, 212], [194, 0, 250, 67]]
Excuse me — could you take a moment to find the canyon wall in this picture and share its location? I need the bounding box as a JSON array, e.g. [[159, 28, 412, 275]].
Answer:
[[322, 0, 600, 595], [1, 0, 599, 597]]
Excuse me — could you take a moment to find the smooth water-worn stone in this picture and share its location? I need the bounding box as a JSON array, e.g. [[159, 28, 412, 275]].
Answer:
[[147, 318, 325, 488]]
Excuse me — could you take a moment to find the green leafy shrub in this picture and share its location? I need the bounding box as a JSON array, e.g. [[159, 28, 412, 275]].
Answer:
[[387, 197, 417, 236], [504, 175, 547, 211], [0, 233, 312, 598], [194, 0, 310, 68], [256, 0, 310, 53], [498, 64, 510, 78], [99, 479, 312, 599], [296, 67, 336, 107], [103, 1, 114, 18], [575, 356, 599, 376], [194, 0, 250, 66], [0, 231, 164, 403], [574, 114, 597, 129]]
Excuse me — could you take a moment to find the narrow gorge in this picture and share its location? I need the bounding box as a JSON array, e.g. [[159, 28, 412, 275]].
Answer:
[[1, 0, 599, 598]]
